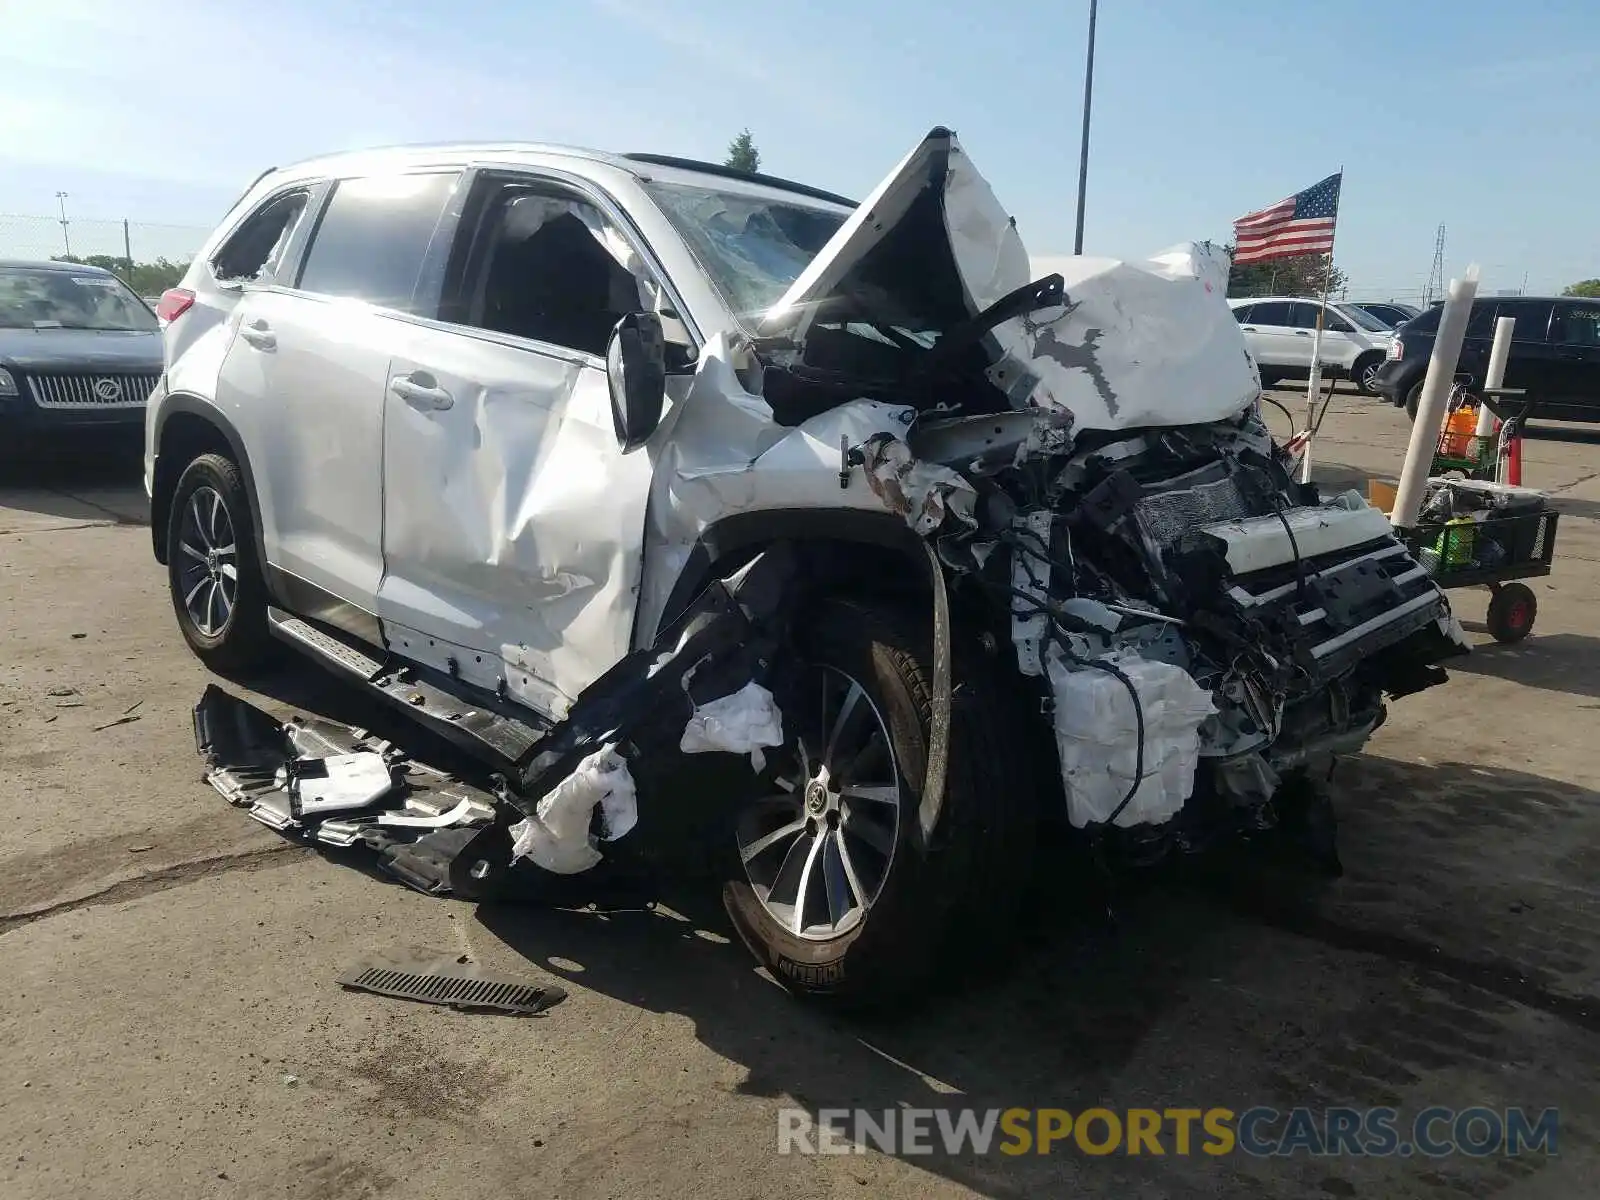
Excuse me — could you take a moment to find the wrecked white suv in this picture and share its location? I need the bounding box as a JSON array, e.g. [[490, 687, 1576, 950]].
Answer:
[[147, 128, 1467, 1006]]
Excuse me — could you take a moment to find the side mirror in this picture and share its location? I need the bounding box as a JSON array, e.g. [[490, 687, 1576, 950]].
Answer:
[[606, 312, 667, 452]]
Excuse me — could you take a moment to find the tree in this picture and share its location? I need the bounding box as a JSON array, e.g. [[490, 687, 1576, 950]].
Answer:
[[724, 129, 760, 173], [52, 253, 189, 296], [1225, 248, 1347, 300], [1563, 279, 1600, 298]]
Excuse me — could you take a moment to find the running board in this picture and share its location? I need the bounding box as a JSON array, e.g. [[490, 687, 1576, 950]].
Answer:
[[266, 608, 548, 775]]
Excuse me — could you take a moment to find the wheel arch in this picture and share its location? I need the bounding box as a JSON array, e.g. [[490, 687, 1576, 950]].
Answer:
[[651, 508, 957, 844], [150, 396, 266, 583]]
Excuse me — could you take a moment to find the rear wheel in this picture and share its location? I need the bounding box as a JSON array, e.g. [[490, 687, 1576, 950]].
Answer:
[[722, 599, 1036, 1009], [1405, 379, 1425, 420], [167, 453, 275, 672]]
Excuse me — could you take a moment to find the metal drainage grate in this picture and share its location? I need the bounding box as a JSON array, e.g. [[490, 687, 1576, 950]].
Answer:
[[338, 962, 565, 1015]]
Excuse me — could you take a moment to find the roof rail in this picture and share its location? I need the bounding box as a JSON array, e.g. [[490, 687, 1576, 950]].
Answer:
[[621, 153, 857, 208]]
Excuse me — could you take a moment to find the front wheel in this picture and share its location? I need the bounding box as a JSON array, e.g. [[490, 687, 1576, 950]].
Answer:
[[167, 453, 275, 672], [1353, 354, 1384, 396], [722, 599, 1036, 1009]]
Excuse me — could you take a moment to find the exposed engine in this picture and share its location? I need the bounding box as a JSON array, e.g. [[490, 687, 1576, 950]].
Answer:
[[912, 403, 1469, 849]]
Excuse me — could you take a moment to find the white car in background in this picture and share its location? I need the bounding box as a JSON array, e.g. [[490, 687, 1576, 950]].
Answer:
[[1228, 296, 1395, 395]]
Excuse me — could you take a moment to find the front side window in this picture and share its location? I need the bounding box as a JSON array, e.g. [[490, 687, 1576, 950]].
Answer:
[[296, 173, 457, 311], [1230, 304, 1254, 323], [214, 190, 310, 283], [450, 186, 654, 358], [641, 179, 849, 319], [1554, 304, 1600, 347], [0, 267, 157, 331], [1334, 304, 1388, 333]]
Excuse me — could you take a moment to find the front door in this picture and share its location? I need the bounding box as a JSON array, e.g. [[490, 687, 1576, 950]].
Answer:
[[1550, 301, 1600, 413], [375, 174, 663, 720]]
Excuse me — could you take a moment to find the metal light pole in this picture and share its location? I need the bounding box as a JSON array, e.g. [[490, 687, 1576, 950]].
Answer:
[[55, 191, 72, 257], [1072, 0, 1098, 255]]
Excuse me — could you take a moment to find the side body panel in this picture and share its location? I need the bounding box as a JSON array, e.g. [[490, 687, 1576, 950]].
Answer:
[[215, 290, 390, 606], [375, 325, 655, 718]]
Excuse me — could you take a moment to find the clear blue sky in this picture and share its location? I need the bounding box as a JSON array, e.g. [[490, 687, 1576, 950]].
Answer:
[[3, 0, 1596, 298]]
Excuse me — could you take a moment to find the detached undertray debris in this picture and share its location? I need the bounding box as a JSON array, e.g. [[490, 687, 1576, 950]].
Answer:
[[193, 684, 504, 895]]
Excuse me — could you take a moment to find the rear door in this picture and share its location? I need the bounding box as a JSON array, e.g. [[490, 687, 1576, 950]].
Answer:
[[1494, 300, 1557, 412], [1239, 300, 1299, 368], [221, 171, 460, 631], [374, 169, 679, 720], [1550, 301, 1600, 413]]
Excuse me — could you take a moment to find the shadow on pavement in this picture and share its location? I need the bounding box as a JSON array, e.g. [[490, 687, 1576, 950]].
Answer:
[[466, 752, 1600, 1198], [1445, 632, 1600, 701], [0, 431, 148, 525]]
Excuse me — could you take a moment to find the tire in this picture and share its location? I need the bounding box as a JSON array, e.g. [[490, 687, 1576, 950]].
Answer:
[[1352, 354, 1384, 396], [722, 598, 1036, 1009], [1486, 583, 1537, 644], [166, 452, 275, 672], [1405, 379, 1425, 420]]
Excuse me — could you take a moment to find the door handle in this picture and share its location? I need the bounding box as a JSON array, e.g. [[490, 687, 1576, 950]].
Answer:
[[238, 319, 276, 351], [1242, 326, 1257, 332], [1294, 331, 1312, 337], [390, 373, 454, 411], [1557, 349, 1585, 360]]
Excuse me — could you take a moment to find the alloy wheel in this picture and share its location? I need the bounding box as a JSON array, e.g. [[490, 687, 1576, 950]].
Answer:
[[734, 665, 902, 941], [175, 485, 239, 637]]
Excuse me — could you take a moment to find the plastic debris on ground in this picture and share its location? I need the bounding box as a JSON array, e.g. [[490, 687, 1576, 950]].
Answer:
[[192, 684, 503, 885], [1045, 646, 1217, 829], [859, 433, 978, 534], [679, 680, 786, 771], [508, 743, 637, 875]]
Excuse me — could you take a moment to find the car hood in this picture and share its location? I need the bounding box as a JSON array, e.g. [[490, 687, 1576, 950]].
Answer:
[[0, 327, 163, 372], [758, 127, 1260, 433]]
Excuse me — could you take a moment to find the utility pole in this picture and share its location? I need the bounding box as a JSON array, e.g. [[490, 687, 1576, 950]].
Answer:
[[1423, 222, 1445, 307], [55, 191, 72, 258], [1072, 0, 1098, 255]]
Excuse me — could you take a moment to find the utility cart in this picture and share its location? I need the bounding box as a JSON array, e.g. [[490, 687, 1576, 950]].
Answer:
[[1384, 386, 1559, 642]]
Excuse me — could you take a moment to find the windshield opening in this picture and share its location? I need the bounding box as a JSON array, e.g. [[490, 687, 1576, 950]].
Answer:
[[0, 268, 158, 332], [1335, 303, 1390, 333], [641, 180, 850, 321]]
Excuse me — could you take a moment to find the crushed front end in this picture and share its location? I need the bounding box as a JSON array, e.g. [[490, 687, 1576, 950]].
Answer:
[[921, 405, 1468, 858]]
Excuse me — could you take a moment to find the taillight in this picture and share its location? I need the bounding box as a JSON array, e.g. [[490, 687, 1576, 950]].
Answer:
[[156, 288, 195, 324], [1388, 339, 1403, 361]]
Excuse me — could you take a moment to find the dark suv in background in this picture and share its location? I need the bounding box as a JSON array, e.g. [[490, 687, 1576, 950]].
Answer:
[[1375, 296, 1600, 421]]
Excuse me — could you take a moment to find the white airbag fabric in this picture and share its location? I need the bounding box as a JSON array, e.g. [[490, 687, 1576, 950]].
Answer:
[[1046, 648, 1216, 829], [509, 744, 638, 874], [680, 681, 786, 771]]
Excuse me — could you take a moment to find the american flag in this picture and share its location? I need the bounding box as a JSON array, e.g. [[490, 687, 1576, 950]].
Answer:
[[1232, 173, 1342, 265]]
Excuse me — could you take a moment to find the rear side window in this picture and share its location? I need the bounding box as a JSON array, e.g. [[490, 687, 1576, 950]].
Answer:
[[1553, 304, 1600, 347], [1405, 306, 1442, 334], [1230, 304, 1253, 323], [1247, 301, 1292, 326], [214, 190, 310, 283], [1498, 300, 1553, 342], [1464, 303, 1498, 339], [296, 173, 457, 311]]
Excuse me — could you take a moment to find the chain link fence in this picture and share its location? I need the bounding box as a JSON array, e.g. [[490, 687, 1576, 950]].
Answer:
[[1, 213, 212, 298]]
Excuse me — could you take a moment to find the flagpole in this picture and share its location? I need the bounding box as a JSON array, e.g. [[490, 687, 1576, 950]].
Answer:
[[1299, 167, 1342, 485]]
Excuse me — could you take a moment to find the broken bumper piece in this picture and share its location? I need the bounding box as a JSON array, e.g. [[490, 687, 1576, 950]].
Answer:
[[193, 685, 504, 891]]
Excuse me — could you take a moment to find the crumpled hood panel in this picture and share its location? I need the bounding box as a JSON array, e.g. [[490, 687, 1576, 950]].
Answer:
[[761, 126, 1260, 434]]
